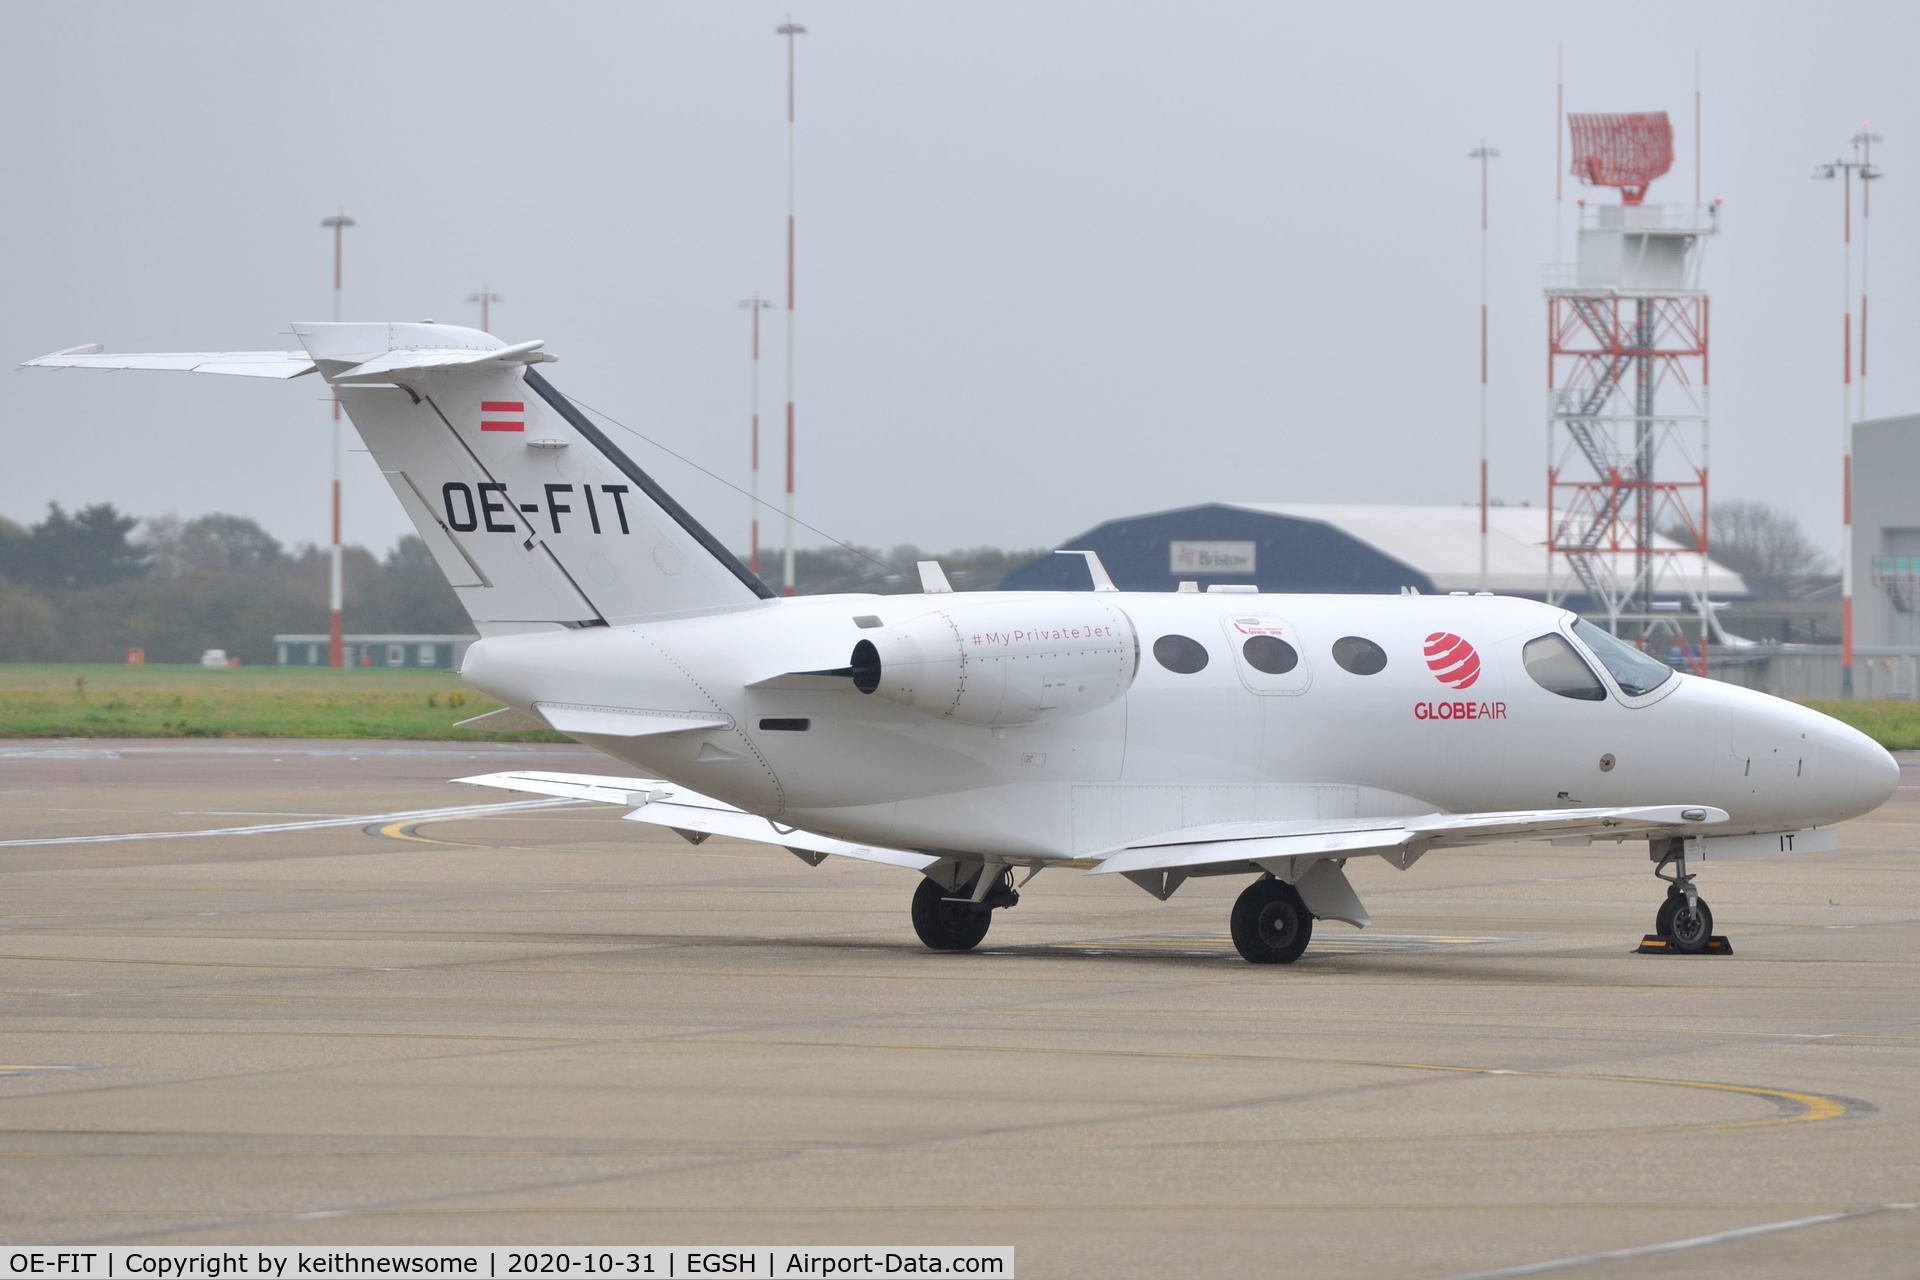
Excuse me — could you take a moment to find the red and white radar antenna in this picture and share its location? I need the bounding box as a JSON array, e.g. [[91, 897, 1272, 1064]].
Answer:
[[1567, 111, 1674, 205]]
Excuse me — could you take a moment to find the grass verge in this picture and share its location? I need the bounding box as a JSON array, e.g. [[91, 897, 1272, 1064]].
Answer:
[[0, 663, 566, 741], [1802, 699, 1920, 751]]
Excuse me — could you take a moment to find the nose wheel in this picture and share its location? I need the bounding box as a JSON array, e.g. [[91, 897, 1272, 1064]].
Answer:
[[1641, 839, 1729, 955], [1655, 887, 1715, 952]]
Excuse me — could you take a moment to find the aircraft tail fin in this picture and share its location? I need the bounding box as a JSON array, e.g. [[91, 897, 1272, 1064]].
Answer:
[[298, 323, 772, 632], [26, 322, 774, 631]]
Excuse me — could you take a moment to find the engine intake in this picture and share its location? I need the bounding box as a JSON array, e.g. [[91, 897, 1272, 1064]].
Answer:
[[847, 601, 1137, 727]]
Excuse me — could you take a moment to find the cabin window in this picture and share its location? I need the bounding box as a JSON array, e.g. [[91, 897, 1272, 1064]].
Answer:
[[1523, 633, 1607, 701], [1242, 634, 1299, 675], [1331, 636, 1387, 675], [1152, 634, 1210, 674], [758, 718, 811, 732], [1572, 619, 1675, 696]]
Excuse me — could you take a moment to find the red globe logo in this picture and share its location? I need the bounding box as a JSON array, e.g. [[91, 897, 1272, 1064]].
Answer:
[[1424, 632, 1481, 690]]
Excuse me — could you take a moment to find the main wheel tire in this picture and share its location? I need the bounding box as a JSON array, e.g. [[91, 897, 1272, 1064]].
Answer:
[[1230, 877, 1314, 965], [1666, 896, 1714, 953], [1655, 895, 1678, 939], [911, 875, 992, 952]]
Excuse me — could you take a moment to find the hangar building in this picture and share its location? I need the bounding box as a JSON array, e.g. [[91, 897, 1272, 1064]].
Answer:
[[1853, 414, 1920, 648], [998, 503, 1745, 606]]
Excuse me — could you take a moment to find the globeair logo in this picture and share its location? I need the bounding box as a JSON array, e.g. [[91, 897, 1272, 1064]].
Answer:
[[1424, 632, 1481, 690]]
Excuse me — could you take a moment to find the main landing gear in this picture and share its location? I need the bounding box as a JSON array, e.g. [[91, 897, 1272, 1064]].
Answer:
[[1230, 876, 1313, 964], [1640, 838, 1728, 955], [910, 867, 1020, 952]]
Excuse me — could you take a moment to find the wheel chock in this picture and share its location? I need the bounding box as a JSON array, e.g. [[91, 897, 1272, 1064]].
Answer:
[[1635, 934, 1733, 955]]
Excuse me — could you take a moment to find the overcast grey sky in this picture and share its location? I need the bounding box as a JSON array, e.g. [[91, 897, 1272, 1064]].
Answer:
[[5, 1, 1915, 567]]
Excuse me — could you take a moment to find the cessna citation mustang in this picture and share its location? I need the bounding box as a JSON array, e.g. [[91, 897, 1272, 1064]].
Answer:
[[26, 323, 1900, 963]]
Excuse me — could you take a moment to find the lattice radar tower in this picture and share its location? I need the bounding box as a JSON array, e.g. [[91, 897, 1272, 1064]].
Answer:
[[1546, 111, 1721, 671]]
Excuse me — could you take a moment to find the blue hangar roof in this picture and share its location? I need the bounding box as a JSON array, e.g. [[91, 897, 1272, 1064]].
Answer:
[[997, 503, 1747, 600]]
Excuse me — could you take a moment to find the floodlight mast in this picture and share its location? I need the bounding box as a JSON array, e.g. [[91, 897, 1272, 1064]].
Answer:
[[1849, 129, 1881, 425], [1469, 141, 1500, 593], [739, 295, 775, 575], [1813, 137, 1883, 698], [467, 288, 504, 334], [776, 18, 807, 597], [320, 208, 356, 669]]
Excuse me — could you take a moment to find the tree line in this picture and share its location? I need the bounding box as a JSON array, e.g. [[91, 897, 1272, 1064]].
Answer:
[[0, 503, 1048, 665], [0, 505, 474, 664], [2, 495, 1825, 666]]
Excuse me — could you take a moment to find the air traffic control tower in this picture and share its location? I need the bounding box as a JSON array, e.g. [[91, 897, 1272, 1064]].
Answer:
[[1545, 111, 1720, 671]]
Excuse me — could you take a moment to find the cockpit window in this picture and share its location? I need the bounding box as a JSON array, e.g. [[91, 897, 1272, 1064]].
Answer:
[[1572, 619, 1675, 696], [1331, 636, 1387, 675], [1152, 634, 1210, 674], [1523, 633, 1607, 701]]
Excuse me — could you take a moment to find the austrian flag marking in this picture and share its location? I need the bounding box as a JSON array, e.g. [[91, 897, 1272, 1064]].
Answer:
[[1424, 631, 1481, 690], [480, 401, 525, 432]]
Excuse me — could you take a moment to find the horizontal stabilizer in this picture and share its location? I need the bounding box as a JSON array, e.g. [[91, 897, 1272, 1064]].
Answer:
[[456, 770, 938, 872], [21, 347, 315, 378], [330, 339, 556, 384], [532, 703, 732, 738], [451, 706, 550, 733], [457, 770, 667, 806], [1091, 804, 1729, 878]]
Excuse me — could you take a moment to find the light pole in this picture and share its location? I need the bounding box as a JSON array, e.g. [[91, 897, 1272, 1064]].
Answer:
[[1850, 129, 1881, 426], [777, 18, 806, 596], [1813, 148, 1880, 697], [320, 208, 356, 669], [467, 287, 504, 334], [1469, 141, 1499, 592], [739, 296, 775, 575]]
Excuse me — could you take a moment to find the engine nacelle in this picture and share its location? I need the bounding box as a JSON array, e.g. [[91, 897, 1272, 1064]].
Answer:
[[847, 600, 1138, 727]]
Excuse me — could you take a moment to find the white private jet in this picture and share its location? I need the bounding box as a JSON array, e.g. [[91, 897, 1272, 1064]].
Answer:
[[25, 323, 1900, 963]]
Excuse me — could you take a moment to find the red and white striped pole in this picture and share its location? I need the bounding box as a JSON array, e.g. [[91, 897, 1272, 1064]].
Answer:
[[468, 287, 504, 335], [1812, 154, 1864, 696], [321, 208, 355, 669], [740, 295, 774, 575], [1842, 129, 1882, 697], [1470, 141, 1499, 593], [777, 18, 806, 597], [1852, 128, 1881, 425], [1841, 162, 1854, 698]]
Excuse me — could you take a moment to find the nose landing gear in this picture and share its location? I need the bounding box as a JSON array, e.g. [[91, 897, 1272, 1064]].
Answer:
[[1639, 838, 1731, 955]]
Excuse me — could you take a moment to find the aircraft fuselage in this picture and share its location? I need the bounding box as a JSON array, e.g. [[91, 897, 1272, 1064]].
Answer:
[[460, 588, 1896, 862]]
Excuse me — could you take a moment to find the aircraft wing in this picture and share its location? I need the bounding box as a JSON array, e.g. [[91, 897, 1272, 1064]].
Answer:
[[454, 770, 940, 872], [1089, 804, 1729, 879], [21, 344, 317, 378]]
